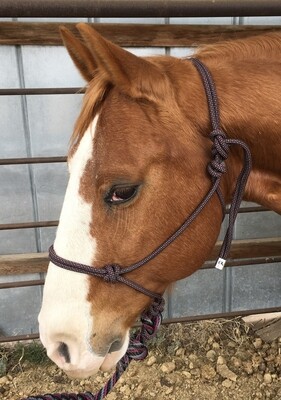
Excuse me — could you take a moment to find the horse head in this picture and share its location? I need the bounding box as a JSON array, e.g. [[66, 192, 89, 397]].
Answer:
[[38, 23, 236, 378]]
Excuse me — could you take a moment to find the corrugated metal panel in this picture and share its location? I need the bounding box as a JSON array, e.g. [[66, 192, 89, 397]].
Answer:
[[0, 274, 41, 336], [21, 46, 85, 88]]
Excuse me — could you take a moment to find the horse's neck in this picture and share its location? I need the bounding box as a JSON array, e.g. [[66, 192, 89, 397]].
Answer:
[[179, 58, 281, 214]]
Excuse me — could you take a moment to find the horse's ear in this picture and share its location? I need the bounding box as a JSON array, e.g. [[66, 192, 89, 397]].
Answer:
[[76, 23, 169, 100], [60, 26, 97, 82]]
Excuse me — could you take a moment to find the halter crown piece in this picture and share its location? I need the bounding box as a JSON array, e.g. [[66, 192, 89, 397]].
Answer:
[[22, 59, 252, 400]]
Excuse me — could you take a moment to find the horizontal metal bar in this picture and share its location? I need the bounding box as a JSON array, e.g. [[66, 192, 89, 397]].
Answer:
[[235, 206, 268, 213], [0, 87, 84, 96], [0, 220, 58, 231], [0, 279, 44, 289], [0, 0, 281, 18], [202, 256, 281, 269], [0, 156, 67, 165], [1, 305, 281, 343], [162, 306, 281, 325], [0, 333, 39, 343], [0, 208, 270, 232]]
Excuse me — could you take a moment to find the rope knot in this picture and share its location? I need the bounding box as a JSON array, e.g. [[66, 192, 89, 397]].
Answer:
[[210, 129, 229, 158], [127, 339, 148, 361], [103, 264, 121, 283], [208, 129, 230, 179]]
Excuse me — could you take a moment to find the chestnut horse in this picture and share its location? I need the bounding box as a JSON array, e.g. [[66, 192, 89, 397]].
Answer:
[[38, 24, 281, 379]]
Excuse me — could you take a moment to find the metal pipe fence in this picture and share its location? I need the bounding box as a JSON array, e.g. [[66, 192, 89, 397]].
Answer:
[[0, 3, 280, 344]]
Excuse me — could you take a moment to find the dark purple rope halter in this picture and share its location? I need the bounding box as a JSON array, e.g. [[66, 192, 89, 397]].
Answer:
[[21, 58, 252, 400]]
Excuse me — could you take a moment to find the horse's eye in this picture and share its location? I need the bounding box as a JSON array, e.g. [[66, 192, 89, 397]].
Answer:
[[105, 185, 139, 205]]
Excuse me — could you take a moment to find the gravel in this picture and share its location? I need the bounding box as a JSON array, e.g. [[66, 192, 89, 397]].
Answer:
[[0, 318, 280, 400]]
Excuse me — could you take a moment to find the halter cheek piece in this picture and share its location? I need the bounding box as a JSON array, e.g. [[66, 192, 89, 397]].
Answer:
[[49, 58, 252, 299]]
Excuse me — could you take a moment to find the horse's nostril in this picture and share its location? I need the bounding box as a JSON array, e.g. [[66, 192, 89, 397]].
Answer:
[[108, 339, 123, 354], [58, 342, 71, 363]]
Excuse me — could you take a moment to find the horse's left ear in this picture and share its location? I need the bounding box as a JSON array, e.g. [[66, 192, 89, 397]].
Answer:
[[76, 23, 170, 100], [60, 26, 98, 82]]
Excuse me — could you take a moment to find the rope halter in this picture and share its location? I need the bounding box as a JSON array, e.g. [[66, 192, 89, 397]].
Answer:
[[22, 58, 252, 400]]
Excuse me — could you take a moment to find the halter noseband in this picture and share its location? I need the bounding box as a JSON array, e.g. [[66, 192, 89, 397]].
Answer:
[[49, 58, 252, 300]]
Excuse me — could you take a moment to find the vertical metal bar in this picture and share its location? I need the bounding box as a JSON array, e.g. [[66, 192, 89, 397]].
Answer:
[[15, 43, 45, 305], [164, 17, 171, 56], [222, 15, 245, 314], [16, 45, 46, 312], [16, 45, 42, 254], [165, 16, 172, 319]]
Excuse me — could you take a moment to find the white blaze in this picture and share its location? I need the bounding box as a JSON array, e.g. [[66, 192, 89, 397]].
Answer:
[[39, 116, 129, 377], [39, 117, 104, 374], [55, 118, 98, 262]]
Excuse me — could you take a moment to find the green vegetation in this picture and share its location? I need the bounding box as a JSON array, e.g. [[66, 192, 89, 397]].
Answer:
[[0, 341, 50, 373]]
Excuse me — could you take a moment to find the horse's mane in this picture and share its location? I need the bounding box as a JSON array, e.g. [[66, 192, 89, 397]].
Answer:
[[197, 32, 281, 61], [70, 32, 281, 152]]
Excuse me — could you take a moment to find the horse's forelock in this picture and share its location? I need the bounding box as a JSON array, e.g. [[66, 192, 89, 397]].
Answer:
[[69, 72, 109, 156]]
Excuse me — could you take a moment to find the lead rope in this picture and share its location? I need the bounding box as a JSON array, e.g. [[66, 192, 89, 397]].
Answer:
[[21, 298, 165, 400]]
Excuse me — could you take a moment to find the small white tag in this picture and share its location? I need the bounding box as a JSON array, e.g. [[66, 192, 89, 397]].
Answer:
[[215, 258, 226, 270]]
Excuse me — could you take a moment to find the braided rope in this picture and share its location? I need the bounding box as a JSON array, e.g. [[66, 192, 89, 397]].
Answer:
[[21, 298, 164, 400]]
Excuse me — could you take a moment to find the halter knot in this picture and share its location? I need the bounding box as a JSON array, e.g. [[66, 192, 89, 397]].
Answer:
[[207, 129, 230, 178], [103, 264, 122, 283]]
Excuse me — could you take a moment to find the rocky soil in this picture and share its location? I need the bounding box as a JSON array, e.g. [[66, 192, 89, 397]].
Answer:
[[0, 318, 280, 400]]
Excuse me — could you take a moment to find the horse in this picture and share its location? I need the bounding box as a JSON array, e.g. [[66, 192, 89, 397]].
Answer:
[[38, 23, 281, 379]]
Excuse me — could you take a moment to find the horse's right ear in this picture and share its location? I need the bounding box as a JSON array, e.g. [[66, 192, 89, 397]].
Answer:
[[76, 23, 170, 101], [60, 26, 97, 82]]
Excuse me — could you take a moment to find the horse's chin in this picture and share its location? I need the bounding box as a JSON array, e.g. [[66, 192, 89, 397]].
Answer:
[[64, 345, 128, 379], [100, 353, 122, 372], [66, 369, 99, 379], [64, 357, 118, 379]]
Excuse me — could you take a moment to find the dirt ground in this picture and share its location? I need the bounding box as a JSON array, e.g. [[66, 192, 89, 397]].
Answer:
[[0, 318, 280, 400]]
